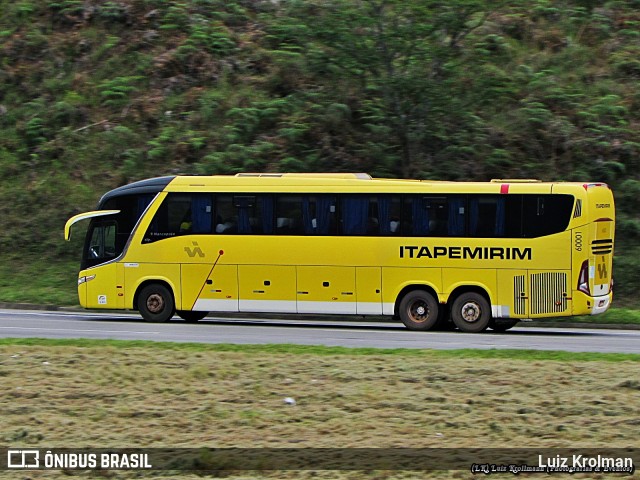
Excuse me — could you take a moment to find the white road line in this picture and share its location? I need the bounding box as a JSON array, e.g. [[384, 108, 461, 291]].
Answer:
[[0, 326, 160, 335]]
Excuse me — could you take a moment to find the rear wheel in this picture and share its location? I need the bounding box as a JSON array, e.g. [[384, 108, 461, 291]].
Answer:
[[489, 319, 519, 332], [398, 290, 439, 331], [138, 284, 175, 323], [451, 292, 491, 333], [177, 310, 208, 322]]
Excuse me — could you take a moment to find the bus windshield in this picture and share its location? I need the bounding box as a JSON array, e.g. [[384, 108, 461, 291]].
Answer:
[[81, 194, 154, 268]]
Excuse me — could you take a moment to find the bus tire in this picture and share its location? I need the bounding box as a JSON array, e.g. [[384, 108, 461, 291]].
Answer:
[[489, 319, 519, 332], [138, 284, 175, 323], [398, 290, 439, 331], [177, 310, 208, 322], [451, 292, 491, 333]]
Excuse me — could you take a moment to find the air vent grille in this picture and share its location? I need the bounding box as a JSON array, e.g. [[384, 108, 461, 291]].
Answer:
[[591, 239, 613, 255], [530, 272, 568, 315]]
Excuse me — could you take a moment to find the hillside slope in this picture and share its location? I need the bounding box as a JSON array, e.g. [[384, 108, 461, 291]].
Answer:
[[0, 0, 638, 302]]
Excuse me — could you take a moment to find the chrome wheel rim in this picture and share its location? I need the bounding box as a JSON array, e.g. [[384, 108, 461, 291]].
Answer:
[[460, 302, 481, 323]]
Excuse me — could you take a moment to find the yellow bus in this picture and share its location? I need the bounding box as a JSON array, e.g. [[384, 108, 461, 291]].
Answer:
[[64, 173, 614, 332]]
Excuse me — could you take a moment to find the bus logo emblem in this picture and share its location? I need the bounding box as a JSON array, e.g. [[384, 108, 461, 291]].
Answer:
[[185, 242, 205, 258], [597, 262, 608, 280]]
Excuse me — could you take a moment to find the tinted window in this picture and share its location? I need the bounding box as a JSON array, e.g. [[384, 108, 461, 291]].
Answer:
[[402, 195, 465, 237], [470, 196, 506, 237], [215, 195, 239, 234], [522, 194, 574, 238], [275, 195, 337, 235], [144, 193, 212, 242], [214, 195, 277, 235], [340, 196, 402, 236], [276, 195, 304, 235], [138, 191, 574, 240], [341, 196, 373, 235]]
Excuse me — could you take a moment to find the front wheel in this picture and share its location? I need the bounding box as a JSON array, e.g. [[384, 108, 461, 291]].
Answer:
[[177, 310, 208, 322], [138, 284, 175, 323], [451, 292, 491, 333], [398, 290, 439, 331]]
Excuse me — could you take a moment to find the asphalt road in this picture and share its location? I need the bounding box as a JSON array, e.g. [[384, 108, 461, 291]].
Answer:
[[1, 308, 639, 353]]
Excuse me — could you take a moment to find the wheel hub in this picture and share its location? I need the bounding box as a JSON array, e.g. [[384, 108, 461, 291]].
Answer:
[[461, 302, 481, 323], [147, 294, 165, 313], [410, 301, 429, 322]]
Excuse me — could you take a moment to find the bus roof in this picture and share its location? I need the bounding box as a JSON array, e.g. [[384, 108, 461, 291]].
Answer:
[[99, 176, 175, 205], [159, 174, 607, 195]]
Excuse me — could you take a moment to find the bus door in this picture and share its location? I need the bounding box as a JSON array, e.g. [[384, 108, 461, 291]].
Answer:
[[497, 270, 528, 318]]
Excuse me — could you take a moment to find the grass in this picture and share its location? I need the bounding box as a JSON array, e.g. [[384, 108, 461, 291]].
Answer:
[[2, 337, 640, 362], [1, 340, 639, 479], [0, 255, 79, 306], [572, 308, 640, 325]]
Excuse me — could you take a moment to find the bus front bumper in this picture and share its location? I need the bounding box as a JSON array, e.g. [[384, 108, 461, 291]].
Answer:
[[590, 293, 612, 315]]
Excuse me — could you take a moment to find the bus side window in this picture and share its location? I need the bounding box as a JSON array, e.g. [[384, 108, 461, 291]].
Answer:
[[88, 221, 116, 260], [341, 196, 370, 235], [305, 195, 336, 235], [144, 194, 212, 242], [274, 195, 337, 235], [522, 194, 574, 237], [341, 195, 407, 236], [504, 196, 523, 238], [216, 194, 277, 235], [256, 195, 275, 235], [233, 195, 256, 234], [215, 195, 238, 234], [276, 196, 304, 235], [190, 195, 213, 234], [384, 196, 402, 235], [469, 196, 506, 238], [404, 196, 449, 236]]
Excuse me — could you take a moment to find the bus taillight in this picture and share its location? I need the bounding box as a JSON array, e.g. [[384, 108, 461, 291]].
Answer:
[[577, 260, 590, 295]]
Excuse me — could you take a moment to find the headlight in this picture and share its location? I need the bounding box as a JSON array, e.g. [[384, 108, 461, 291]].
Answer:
[[78, 275, 96, 285]]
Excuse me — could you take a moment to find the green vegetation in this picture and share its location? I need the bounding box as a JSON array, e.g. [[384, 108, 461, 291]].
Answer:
[[0, 0, 638, 307], [1, 341, 639, 478], [2, 337, 640, 361], [0, 255, 79, 305], [567, 308, 640, 324]]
